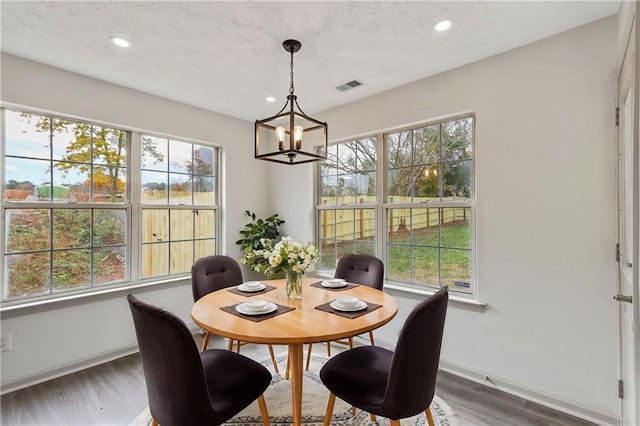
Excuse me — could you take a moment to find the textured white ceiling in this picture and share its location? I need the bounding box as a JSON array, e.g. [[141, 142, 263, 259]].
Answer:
[[1, 1, 619, 121]]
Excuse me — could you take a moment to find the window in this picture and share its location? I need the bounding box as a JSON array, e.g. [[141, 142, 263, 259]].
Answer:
[[1, 108, 219, 302], [317, 115, 474, 293], [140, 135, 217, 278], [317, 138, 377, 270]]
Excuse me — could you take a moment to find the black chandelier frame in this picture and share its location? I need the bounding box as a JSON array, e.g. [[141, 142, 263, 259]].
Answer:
[[254, 39, 328, 165]]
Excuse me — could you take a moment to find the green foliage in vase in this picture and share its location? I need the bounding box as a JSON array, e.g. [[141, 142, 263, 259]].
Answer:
[[235, 210, 285, 278]]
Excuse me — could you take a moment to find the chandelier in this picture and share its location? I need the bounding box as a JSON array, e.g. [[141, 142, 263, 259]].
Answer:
[[255, 39, 328, 165]]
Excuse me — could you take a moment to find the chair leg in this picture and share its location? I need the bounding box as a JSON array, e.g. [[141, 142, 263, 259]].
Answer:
[[236, 340, 241, 353], [352, 406, 356, 416], [285, 350, 290, 380], [150, 419, 158, 426], [201, 332, 211, 352], [348, 337, 353, 349], [370, 413, 377, 422], [326, 341, 331, 356], [323, 393, 336, 426], [305, 343, 313, 370], [425, 406, 435, 426], [257, 394, 270, 426], [267, 344, 279, 373], [390, 420, 401, 426], [368, 330, 375, 346], [227, 338, 234, 351]]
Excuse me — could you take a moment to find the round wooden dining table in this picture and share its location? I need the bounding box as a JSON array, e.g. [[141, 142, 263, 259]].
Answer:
[[191, 277, 398, 426]]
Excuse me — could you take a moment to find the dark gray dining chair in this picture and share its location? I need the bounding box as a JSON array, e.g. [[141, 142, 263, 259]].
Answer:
[[305, 254, 384, 370], [192, 255, 279, 373], [127, 294, 272, 426], [319, 287, 448, 426]]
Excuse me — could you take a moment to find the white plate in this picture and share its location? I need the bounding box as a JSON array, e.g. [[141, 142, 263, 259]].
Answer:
[[237, 282, 266, 292], [330, 300, 367, 312], [321, 280, 347, 288], [236, 302, 277, 316]]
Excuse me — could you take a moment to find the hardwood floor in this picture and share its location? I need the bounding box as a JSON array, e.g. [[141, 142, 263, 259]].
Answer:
[[1, 335, 596, 426], [434, 371, 596, 426]]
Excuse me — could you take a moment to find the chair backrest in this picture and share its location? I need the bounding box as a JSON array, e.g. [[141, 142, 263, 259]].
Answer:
[[382, 288, 448, 419], [334, 254, 384, 290], [192, 255, 243, 302], [127, 294, 216, 425]]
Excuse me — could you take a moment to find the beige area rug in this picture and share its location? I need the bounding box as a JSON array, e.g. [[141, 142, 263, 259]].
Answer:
[[130, 352, 456, 426]]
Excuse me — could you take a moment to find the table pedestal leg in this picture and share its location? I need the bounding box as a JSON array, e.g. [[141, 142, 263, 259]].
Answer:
[[288, 343, 303, 426]]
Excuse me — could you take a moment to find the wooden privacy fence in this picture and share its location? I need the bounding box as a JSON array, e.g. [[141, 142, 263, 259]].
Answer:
[[320, 197, 468, 242], [141, 191, 216, 277]]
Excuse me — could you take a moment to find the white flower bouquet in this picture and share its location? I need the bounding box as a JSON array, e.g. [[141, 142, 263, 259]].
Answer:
[[240, 238, 277, 277], [265, 236, 318, 297]]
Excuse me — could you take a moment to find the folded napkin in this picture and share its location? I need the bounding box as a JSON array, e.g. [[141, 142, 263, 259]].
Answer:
[[220, 303, 295, 322], [310, 281, 359, 292], [227, 284, 277, 297], [314, 300, 382, 319]]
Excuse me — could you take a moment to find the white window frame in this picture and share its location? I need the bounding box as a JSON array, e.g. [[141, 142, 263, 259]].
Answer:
[[0, 107, 220, 306], [316, 113, 476, 298], [137, 132, 219, 279], [316, 137, 379, 270]]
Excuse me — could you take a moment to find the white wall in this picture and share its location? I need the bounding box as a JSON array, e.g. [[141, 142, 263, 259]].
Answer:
[[272, 16, 619, 423], [0, 54, 271, 390], [0, 15, 621, 423]]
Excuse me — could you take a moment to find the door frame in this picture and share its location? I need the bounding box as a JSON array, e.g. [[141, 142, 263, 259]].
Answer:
[[616, 3, 640, 425]]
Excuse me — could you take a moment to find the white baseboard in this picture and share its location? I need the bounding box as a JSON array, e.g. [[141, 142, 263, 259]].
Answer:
[[0, 344, 139, 395], [0, 326, 201, 395], [371, 336, 617, 426], [438, 359, 618, 426], [2, 333, 619, 426]]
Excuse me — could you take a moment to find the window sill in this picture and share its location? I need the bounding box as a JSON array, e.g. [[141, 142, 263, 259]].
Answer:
[[311, 272, 487, 309], [383, 282, 487, 308], [0, 275, 191, 317]]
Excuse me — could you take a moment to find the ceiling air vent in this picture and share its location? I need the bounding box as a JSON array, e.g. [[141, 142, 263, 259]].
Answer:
[[336, 80, 363, 92]]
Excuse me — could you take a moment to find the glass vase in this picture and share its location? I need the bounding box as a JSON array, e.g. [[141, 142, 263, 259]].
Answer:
[[285, 270, 303, 299]]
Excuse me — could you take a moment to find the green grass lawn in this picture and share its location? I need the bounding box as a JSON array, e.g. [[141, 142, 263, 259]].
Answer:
[[388, 221, 470, 285], [320, 221, 471, 288]]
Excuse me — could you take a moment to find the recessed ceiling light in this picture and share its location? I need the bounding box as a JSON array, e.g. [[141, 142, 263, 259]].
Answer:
[[434, 19, 453, 32], [110, 37, 130, 47], [265, 96, 276, 103]]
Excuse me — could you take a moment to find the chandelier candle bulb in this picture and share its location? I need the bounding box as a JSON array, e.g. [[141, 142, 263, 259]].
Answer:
[[276, 127, 286, 150], [294, 125, 303, 150]]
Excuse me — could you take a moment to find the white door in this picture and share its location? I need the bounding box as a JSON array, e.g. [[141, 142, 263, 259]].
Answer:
[[617, 10, 639, 426]]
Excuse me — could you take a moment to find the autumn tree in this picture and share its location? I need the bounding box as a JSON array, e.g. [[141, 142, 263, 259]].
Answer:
[[24, 115, 164, 200]]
